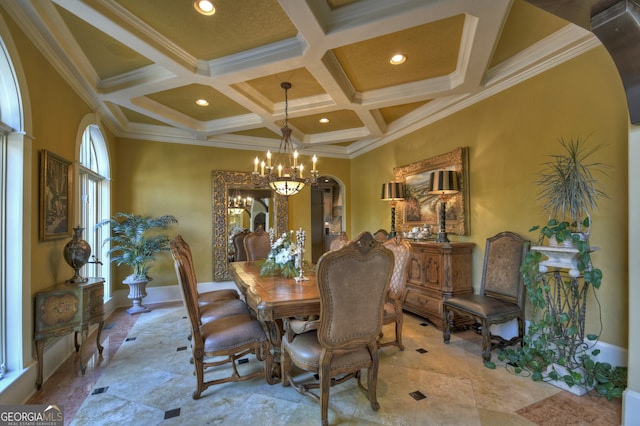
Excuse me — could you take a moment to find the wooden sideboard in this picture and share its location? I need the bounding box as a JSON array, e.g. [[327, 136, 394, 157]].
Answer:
[[34, 278, 105, 389], [403, 241, 474, 329]]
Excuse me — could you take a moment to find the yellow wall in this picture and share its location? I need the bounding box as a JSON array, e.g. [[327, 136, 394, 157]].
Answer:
[[352, 46, 629, 347]]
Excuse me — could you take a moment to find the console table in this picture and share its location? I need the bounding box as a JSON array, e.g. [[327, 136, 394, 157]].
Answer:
[[34, 278, 105, 389], [403, 241, 474, 329]]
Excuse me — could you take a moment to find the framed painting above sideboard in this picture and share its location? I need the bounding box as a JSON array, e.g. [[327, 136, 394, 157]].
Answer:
[[393, 146, 469, 236]]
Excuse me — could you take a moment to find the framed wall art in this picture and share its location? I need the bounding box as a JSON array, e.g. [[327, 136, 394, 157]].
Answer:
[[40, 150, 72, 240], [393, 146, 469, 236]]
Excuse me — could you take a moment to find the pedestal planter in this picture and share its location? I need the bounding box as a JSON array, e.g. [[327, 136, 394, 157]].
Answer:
[[123, 277, 151, 315], [531, 245, 599, 278]]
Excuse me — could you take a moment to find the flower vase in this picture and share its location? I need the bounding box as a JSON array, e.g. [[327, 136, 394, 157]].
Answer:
[[63, 226, 92, 283]]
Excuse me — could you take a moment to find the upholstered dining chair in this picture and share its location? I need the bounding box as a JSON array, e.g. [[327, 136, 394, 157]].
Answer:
[[243, 226, 271, 261], [329, 231, 349, 250], [232, 229, 250, 262], [172, 235, 240, 306], [379, 235, 412, 350], [172, 235, 250, 343], [281, 232, 394, 426], [442, 231, 529, 362], [373, 229, 389, 242], [170, 236, 274, 399]]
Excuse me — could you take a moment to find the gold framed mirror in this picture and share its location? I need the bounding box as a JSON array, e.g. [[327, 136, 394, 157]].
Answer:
[[212, 170, 288, 281]]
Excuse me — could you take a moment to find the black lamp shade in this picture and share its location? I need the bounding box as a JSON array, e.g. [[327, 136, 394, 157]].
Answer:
[[428, 170, 459, 195], [381, 182, 405, 201]]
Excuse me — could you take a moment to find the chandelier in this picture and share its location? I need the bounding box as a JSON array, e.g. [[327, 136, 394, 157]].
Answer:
[[228, 190, 252, 216], [252, 82, 318, 196]]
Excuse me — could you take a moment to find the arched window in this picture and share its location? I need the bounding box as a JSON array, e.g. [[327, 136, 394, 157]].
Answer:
[[0, 31, 27, 382], [78, 124, 111, 299]]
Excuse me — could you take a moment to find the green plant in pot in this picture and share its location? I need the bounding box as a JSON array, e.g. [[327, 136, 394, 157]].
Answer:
[[97, 212, 178, 315], [536, 136, 607, 244], [496, 137, 626, 400]]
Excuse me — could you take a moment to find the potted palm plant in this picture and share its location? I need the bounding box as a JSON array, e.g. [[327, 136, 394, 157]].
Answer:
[[535, 136, 607, 245], [496, 137, 625, 399], [97, 212, 178, 314]]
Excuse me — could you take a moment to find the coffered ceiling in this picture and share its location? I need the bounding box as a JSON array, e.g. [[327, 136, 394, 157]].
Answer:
[[1, 0, 601, 158]]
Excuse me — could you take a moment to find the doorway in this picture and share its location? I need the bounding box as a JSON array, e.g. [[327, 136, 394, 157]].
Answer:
[[310, 176, 344, 263]]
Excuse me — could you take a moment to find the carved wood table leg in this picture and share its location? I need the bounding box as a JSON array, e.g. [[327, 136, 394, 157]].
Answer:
[[262, 319, 284, 381]]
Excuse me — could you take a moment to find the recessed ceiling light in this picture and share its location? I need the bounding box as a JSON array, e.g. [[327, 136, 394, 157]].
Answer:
[[195, 99, 209, 106], [194, 0, 215, 16], [390, 54, 406, 65], [319, 118, 329, 124]]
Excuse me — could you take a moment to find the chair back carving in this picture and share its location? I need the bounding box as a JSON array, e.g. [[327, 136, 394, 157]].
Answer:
[[243, 226, 271, 261], [232, 229, 250, 261], [382, 236, 412, 301], [329, 231, 349, 251], [373, 229, 389, 242], [316, 231, 394, 349], [481, 231, 528, 307]]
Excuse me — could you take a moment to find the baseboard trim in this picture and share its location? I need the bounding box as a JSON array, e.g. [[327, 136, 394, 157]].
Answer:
[[623, 388, 640, 425], [112, 281, 239, 308]]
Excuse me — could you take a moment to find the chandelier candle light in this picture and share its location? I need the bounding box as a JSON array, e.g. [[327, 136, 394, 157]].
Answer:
[[228, 190, 251, 216], [252, 82, 318, 196], [428, 170, 460, 243]]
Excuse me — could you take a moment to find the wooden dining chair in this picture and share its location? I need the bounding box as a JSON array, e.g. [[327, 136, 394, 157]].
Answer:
[[442, 231, 529, 362], [379, 235, 412, 350], [172, 236, 249, 336], [329, 231, 349, 250], [170, 236, 274, 399], [232, 229, 250, 262], [243, 226, 271, 261], [281, 231, 394, 425], [172, 235, 240, 305], [373, 229, 389, 242]]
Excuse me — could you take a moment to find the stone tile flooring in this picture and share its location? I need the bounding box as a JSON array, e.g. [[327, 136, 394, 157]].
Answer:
[[28, 301, 621, 425]]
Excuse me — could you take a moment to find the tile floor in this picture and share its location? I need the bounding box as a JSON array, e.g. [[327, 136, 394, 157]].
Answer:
[[28, 301, 622, 425]]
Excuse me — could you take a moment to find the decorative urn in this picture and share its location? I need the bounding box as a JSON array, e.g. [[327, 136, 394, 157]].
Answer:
[[63, 226, 91, 283]]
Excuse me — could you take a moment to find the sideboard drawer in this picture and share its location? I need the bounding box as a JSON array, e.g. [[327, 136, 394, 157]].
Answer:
[[405, 288, 442, 318]]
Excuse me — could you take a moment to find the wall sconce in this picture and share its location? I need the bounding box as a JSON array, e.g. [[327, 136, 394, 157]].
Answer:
[[381, 181, 405, 238], [428, 170, 459, 243]]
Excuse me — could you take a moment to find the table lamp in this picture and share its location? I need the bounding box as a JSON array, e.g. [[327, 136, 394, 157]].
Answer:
[[428, 170, 459, 243], [381, 181, 405, 238]]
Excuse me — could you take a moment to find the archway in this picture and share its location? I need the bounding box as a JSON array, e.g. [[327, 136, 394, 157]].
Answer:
[[310, 176, 345, 263]]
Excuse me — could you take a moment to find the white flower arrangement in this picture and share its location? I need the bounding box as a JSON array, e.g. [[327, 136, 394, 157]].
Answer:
[[260, 228, 306, 279]]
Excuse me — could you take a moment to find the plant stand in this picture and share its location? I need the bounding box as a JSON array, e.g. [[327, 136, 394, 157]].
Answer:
[[124, 279, 150, 315], [533, 266, 597, 394]]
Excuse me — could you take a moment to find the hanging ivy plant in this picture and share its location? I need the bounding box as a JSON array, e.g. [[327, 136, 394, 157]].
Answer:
[[491, 220, 625, 400]]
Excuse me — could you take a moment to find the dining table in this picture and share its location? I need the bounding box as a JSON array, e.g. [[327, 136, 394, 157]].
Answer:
[[229, 260, 320, 322], [228, 261, 320, 379]]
